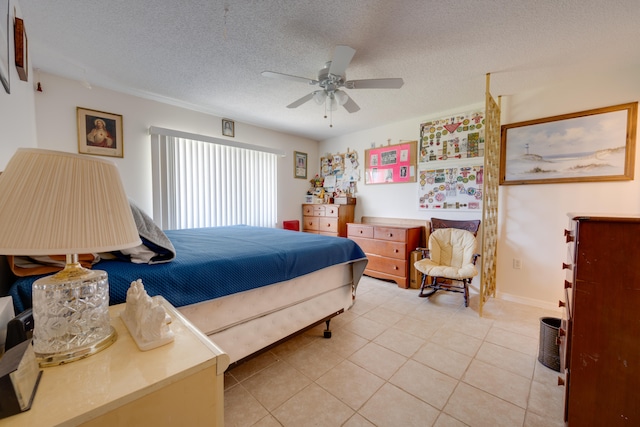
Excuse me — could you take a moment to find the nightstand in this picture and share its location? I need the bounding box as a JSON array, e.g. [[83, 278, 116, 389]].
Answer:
[[0, 297, 230, 427]]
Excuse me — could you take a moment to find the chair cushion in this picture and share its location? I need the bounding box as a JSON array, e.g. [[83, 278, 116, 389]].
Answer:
[[413, 228, 478, 280], [414, 258, 478, 280], [430, 228, 477, 267]]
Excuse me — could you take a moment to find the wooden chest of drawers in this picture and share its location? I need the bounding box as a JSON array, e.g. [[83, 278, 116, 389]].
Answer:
[[559, 214, 640, 425], [347, 223, 421, 288], [302, 204, 354, 237]]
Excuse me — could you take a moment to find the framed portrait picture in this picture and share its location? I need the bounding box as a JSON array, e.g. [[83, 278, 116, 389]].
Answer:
[[500, 102, 637, 185], [294, 151, 307, 179], [222, 119, 235, 137], [77, 107, 124, 158]]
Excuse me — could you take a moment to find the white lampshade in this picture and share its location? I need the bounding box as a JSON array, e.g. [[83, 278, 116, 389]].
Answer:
[[0, 148, 141, 255], [0, 148, 141, 366]]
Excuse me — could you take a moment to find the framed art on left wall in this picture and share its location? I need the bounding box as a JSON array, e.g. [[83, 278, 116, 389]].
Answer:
[[294, 151, 307, 179], [77, 107, 124, 158], [0, 0, 9, 93], [14, 17, 27, 82]]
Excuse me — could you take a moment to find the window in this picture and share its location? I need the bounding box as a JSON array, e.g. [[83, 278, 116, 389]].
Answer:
[[150, 127, 281, 230]]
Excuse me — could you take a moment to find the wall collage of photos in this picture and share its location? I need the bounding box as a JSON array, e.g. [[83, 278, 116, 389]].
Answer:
[[417, 110, 485, 211]]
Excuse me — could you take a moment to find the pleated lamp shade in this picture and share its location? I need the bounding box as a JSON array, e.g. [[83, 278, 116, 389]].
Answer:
[[0, 148, 141, 255], [0, 148, 141, 365]]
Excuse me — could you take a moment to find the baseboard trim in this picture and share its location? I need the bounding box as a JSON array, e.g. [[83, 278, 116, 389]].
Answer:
[[495, 291, 563, 313]]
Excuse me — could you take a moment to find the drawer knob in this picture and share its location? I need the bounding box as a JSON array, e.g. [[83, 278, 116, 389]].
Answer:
[[564, 280, 572, 289], [558, 300, 566, 308], [558, 376, 565, 386], [359, 230, 363, 234], [393, 265, 398, 270], [387, 233, 393, 237], [562, 263, 572, 270], [564, 229, 574, 243], [394, 249, 399, 253]]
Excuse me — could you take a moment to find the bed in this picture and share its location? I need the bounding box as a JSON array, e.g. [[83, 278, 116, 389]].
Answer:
[[4, 225, 368, 365]]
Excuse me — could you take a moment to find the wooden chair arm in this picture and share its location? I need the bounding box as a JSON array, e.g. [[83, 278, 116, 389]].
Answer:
[[415, 247, 430, 258]]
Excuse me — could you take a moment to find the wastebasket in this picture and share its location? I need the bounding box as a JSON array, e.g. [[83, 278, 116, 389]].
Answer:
[[538, 317, 561, 372], [283, 220, 300, 231]]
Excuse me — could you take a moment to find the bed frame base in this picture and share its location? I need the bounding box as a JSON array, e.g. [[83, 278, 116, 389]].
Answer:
[[227, 308, 343, 370]]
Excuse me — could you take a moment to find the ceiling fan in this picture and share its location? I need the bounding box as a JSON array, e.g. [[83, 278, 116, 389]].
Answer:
[[261, 45, 404, 123]]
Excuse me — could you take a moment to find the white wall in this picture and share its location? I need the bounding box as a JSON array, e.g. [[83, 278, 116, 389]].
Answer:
[[496, 65, 640, 309], [319, 65, 640, 309], [32, 73, 318, 224], [0, 0, 37, 167]]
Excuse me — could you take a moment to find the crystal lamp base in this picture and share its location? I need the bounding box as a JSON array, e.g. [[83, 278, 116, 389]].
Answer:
[[31, 260, 117, 366]]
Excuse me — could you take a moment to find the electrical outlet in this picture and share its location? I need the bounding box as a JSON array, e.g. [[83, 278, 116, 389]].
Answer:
[[513, 258, 522, 269]]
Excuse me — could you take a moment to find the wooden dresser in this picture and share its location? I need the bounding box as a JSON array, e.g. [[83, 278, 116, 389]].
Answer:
[[302, 204, 354, 237], [347, 223, 421, 288], [559, 214, 640, 425]]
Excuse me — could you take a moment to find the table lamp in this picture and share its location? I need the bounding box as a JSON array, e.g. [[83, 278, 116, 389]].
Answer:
[[0, 148, 141, 366]]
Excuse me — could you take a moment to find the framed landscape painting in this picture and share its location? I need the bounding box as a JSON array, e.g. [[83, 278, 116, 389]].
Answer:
[[500, 103, 637, 185]]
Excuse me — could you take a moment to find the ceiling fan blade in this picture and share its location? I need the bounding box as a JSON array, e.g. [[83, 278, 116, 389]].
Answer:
[[261, 71, 318, 85], [328, 45, 356, 77], [344, 78, 404, 89], [342, 94, 360, 113], [286, 92, 315, 109]]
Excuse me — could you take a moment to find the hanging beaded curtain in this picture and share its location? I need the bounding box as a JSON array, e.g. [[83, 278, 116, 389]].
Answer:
[[480, 74, 501, 317]]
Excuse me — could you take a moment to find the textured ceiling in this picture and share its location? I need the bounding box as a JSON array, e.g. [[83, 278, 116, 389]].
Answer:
[[19, 0, 640, 141]]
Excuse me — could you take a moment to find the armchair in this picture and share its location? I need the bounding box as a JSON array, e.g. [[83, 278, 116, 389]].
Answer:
[[414, 218, 480, 307]]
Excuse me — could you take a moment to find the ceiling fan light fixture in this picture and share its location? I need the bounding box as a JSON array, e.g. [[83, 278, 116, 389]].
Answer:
[[262, 45, 402, 123], [335, 90, 348, 106], [327, 93, 338, 111], [313, 90, 327, 105]]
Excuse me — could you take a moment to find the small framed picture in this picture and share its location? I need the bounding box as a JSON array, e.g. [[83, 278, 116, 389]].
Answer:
[[294, 151, 307, 179], [14, 17, 27, 82], [222, 119, 235, 137], [77, 107, 123, 158]]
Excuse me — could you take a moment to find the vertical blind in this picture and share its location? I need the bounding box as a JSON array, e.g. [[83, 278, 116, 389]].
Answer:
[[150, 127, 279, 230]]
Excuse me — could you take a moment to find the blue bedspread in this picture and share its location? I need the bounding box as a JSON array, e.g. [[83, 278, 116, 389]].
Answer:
[[9, 226, 366, 313]]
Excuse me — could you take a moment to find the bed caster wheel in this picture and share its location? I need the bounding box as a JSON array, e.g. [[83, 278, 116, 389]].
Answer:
[[323, 330, 332, 338]]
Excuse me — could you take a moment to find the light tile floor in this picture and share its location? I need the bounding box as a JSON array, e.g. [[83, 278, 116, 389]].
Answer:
[[224, 276, 565, 427]]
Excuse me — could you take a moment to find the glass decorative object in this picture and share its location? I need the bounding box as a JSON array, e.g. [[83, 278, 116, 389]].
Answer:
[[32, 256, 116, 366]]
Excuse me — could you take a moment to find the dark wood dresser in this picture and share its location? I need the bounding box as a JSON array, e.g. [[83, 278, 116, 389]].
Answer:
[[560, 214, 640, 425]]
